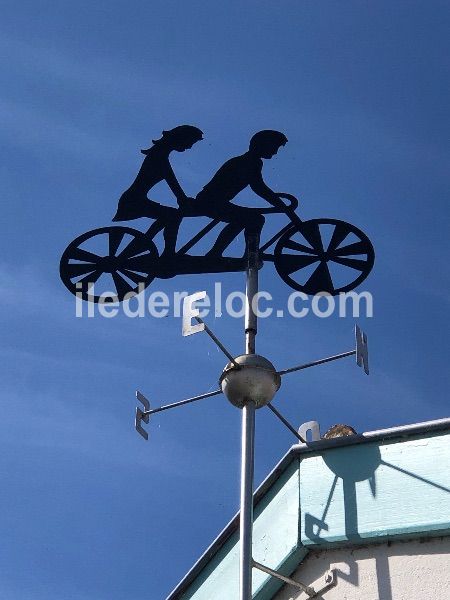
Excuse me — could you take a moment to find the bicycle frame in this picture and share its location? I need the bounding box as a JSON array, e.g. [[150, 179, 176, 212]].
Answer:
[[60, 193, 374, 300], [141, 206, 303, 261], [260, 208, 304, 260]]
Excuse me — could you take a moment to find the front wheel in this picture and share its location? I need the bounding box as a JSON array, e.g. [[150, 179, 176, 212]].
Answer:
[[274, 219, 374, 295], [60, 226, 159, 303]]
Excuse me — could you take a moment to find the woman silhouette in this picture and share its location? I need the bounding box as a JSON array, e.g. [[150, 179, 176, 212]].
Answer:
[[113, 125, 203, 256]]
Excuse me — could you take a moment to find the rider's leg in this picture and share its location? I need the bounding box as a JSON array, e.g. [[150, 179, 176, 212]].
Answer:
[[161, 214, 182, 257], [206, 208, 265, 257], [244, 213, 265, 258], [206, 222, 243, 257], [145, 219, 165, 238], [136, 203, 181, 258]]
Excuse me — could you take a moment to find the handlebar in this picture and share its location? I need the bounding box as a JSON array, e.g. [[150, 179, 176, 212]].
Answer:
[[259, 193, 299, 215], [277, 193, 299, 211]]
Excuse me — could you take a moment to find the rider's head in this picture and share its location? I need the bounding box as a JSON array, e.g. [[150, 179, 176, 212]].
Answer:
[[150, 125, 204, 153], [249, 130, 288, 159]]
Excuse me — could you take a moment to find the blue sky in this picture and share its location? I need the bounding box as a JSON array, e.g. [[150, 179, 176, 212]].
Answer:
[[1, 1, 449, 598]]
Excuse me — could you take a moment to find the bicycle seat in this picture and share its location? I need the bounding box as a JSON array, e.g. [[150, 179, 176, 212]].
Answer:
[[113, 196, 179, 222], [112, 209, 139, 222], [113, 198, 150, 221]]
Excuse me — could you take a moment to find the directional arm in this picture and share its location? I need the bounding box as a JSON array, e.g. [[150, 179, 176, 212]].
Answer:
[[182, 291, 240, 368], [135, 389, 223, 440], [277, 350, 356, 376], [266, 403, 306, 442], [277, 325, 369, 377], [194, 316, 240, 368], [142, 388, 222, 417]]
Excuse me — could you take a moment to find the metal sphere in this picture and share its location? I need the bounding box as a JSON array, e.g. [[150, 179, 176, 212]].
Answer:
[[219, 354, 281, 409]]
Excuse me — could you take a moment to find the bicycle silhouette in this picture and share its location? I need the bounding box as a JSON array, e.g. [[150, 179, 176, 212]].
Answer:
[[60, 194, 374, 303]]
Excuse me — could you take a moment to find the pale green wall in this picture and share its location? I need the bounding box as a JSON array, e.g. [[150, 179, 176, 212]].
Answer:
[[300, 432, 450, 545]]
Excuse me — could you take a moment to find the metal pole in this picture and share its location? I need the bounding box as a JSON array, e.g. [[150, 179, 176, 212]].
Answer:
[[240, 400, 255, 599], [240, 234, 259, 600], [245, 234, 259, 355]]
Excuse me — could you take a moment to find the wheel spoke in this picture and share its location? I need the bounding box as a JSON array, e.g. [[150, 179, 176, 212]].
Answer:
[[68, 247, 101, 263], [331, 241, 368, 257], [275, 219, 374, 296], [119, 269, 147, 286], [109, 230, 125, 257], [121, 254, 152, 273], [118, 237, 149, 260], [65, 262, 98, 279], [300, 222, 324, 253], [304, 261, 334, 294], [77, 269, 103, 288], [283, 239, 317, 254], [331, 256, 368, 271], [281, 254, 319, 274], [327, 223, 350, 253], [112, 272, 134, 298]]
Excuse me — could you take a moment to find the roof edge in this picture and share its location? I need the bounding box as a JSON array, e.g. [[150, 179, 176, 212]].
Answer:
[[166, 417, 450, 600]]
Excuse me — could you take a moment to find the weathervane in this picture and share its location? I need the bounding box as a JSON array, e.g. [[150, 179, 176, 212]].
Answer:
[[59, 125, 374, 600]]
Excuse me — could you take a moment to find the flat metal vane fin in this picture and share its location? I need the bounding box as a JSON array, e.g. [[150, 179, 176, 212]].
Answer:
[[182, 291, 206, 336], [135, 391, 150, 440], [355, 325, 369, 375]]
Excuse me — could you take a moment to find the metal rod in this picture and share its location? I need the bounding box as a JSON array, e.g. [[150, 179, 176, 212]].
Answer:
[[239, 234, 259, 600], [252, 560, 315, 596], [143, 388, 222, 416], [245, 234, 259, 355], [266, 403, 306, 443], [240, 401, 255, 600], [278, 350, 356, 376], [194, 317, 240, 368]]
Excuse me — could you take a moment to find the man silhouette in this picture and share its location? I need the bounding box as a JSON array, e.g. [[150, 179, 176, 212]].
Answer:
[[193, 130, 288, 257]]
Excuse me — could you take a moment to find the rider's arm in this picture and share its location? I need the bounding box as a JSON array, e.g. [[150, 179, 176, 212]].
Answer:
[[165, 163, 189, 204], [249, 167, 285, 210]]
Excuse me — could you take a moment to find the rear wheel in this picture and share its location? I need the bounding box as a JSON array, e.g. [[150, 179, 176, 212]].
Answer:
[[274, 219, 374, 295], [60, 226, 159, 303]]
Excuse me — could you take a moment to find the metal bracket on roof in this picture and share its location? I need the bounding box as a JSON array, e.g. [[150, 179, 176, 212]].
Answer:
[[312, 569, 337, 597], [253, 561, 336, 597], [253, 560, 316, 596], [298, 420, 321, 442]]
